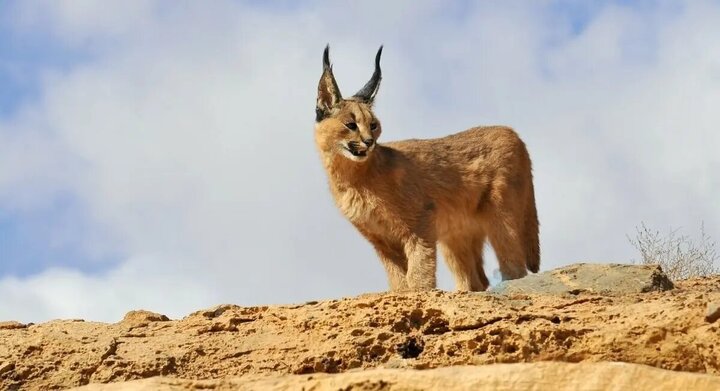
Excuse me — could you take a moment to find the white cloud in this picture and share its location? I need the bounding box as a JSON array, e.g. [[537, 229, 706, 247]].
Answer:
[[0, 255, 219, 322], [0, 1, 719, 323], [7, 0, 158, 48]]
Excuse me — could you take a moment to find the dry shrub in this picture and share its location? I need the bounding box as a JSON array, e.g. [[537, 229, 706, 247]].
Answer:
[[628, 222, 719, 280]]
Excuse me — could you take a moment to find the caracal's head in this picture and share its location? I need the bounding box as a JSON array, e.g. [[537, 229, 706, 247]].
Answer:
[[314, 45, 383, 163]]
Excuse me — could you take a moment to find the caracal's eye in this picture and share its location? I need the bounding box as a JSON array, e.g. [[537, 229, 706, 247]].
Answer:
[[370, 122, 378, 131], [345, 122, 358, 131]]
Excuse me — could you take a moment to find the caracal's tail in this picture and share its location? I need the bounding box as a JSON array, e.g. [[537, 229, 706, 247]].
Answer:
[[525, 182, 540, 273]]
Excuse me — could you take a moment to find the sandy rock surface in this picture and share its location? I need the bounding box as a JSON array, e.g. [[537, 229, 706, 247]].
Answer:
[[1, 266, 719, 390], [74, 362, 720, 391]]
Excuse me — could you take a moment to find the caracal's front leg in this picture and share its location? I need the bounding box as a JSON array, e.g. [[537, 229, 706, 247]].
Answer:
[[373, 243, 409, 292], [404, 236, 437, 290], [359, 228, 409, 292]]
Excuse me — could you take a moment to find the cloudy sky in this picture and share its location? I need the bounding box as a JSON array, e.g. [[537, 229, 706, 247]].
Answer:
[[1, 0, 718, 323]]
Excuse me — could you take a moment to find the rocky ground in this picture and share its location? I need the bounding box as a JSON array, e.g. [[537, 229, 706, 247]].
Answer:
[[1, 263, 719, 390]]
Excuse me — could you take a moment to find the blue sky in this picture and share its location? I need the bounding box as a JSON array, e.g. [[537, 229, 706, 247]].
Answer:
[[0, 4, 95, 276], [1, 0, 718, 322], [1, 15, 100, 274], [0, 2, 88, 116]]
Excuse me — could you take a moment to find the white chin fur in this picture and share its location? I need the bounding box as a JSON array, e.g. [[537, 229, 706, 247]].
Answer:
[[340, 148, 368, 162]]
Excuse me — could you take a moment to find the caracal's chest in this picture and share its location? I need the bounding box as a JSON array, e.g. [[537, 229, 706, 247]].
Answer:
[[334, 186, 396, 236]]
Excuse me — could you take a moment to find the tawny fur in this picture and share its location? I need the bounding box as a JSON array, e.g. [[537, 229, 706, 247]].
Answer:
[[315, 46, 539, 292]]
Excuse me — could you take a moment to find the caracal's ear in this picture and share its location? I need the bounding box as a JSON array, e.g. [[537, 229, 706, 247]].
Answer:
[[352, 45, 383, 105], [316, 45, 343, 122]]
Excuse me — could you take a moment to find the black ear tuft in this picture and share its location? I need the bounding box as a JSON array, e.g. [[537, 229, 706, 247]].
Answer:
[[352, 45, 383, 103], [323, 44, 331, 70], [316, 44, 342, 121]]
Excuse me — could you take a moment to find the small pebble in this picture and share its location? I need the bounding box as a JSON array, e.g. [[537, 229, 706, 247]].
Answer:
[[706, 302, 720, 323]]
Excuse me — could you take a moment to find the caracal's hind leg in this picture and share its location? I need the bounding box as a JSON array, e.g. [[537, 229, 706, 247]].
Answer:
[[472, 233, 490, 290], [440, 231, 486, 291], [486, 208, 528, 281]]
